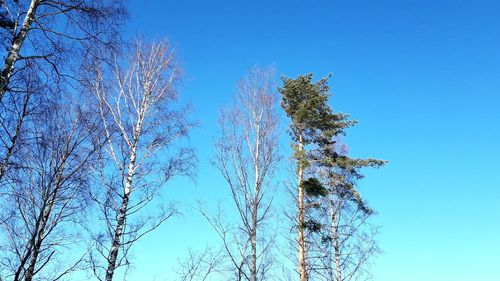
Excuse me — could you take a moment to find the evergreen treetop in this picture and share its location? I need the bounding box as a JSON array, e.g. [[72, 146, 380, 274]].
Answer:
[[278, 73, 355, 145]]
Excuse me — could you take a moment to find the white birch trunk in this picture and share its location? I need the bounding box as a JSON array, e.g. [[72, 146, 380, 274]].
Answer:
[[330, 198, 342, 281], [105, 138, 138, 281], [250, 120, 261, 281], [0, 0, 40, 102], [297, 132, 307, 281]]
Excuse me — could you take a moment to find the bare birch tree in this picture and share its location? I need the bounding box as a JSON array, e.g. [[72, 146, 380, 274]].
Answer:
[[87, 40, 195, 281], [0, 62, 37, 184], [0, 99, 100, 281], [0, 0, 125, 185], [304, 138, 385, 281], [211, 67, 280, 281], [320, 196, 379, 281], [324, 158, 382, 281], [0, 0, 125, 101]]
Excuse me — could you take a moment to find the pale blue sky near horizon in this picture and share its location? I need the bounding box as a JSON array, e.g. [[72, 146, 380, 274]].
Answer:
[[121, 1, 500, 280]]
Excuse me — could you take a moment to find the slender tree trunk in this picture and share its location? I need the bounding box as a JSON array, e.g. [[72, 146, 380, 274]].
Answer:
[[250, 196, 258, 281], [24, 168, 66, 281], [0, 0, 40, 102], [105, 193, 130, 281], [14, 194, 54, 281], [14, 215, 41, 281], [0, 93, 30, 182], [330, 198, 342, 281], [250, 223, 257, 281], [333, 224, 341, 281], [250, 181, 258, 281], [105, 140, 138, 281], [24, 200, 53, 281], [250, 121, 261, 281], [297, 132, 307, 281]]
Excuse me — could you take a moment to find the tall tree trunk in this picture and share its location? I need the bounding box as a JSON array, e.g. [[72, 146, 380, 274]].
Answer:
[[250, 182, 258, 281], [0, 0, 40, 102], [297, 132, 307, 281], [14, 213, 42, 281], [250, 194, 258, 281], [250, 121, 260, 281], [15, 192, 55, 281], [0, 92, 30, 182], [105, 142, 137, 281], [24, 200, 54, 281], [330, 198, 342, 281], [24, 168, 66, 281], [250, 224, 257, 281], [105, 193, 130, 281]]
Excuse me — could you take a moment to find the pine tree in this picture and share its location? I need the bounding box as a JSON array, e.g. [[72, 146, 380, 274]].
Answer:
[[279, 73, 353, 281], [279, 73, 385, 281]]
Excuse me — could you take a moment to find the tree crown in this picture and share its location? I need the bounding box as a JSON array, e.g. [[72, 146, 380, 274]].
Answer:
[[278, 73, 355, 144]]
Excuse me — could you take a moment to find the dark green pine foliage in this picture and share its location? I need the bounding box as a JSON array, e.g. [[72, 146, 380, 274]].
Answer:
[[279, 73, 356, 236], [317, 136, 386, 215], [280, 73, 385, 281], [280, 73, 356, 280], [279, 73, 356, 174], [279, 73, 354, 146], [279, 73, 385, 229], [303, 177, 328, 197]]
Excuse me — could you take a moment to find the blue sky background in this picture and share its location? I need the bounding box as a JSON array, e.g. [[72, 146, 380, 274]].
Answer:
[[121, 1, 500, 280]]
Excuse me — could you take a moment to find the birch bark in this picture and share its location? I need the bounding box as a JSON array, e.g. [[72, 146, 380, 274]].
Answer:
[[297, 132, 307, 281], [0, 0, 40, 102]]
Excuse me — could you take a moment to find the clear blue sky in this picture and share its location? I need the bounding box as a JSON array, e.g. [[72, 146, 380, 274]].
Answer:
[[123, 1, 500, 280]]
